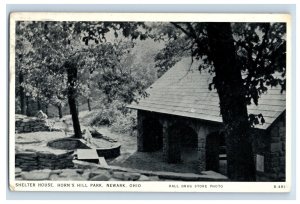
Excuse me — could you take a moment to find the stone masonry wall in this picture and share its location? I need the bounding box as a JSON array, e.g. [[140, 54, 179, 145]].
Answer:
[[15, 114, 51, 133], [266, 117, 286, 181], [137, 110, 219, 174], [137, 110, 286, 181], [15, 151, 74, 171], [251, 116, 285, 181]]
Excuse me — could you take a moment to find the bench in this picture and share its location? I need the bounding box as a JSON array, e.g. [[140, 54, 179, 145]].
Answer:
[[77, 149, 99, 164]]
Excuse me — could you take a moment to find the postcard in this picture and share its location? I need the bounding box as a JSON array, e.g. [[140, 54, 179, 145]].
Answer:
[[9, 12, 291, 192]]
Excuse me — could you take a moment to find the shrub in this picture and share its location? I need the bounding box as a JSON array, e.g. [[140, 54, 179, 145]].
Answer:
[[89, 102, 118, 126], [89, 100, 137, 135], [110, 110, 137, 134]]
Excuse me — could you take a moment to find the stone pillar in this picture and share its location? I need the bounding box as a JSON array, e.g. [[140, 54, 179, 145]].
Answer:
[[206, 133, 220, 172], [162, 120, 170, 162], [162, 120, 181, 163], [168, 127, 181, 163], [197, 126, 208, 173], [137, 111, 145, 152]]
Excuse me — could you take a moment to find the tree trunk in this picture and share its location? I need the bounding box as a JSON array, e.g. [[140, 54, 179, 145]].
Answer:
[[57, 104, 63, 118], [37, 99, 42, 110], [87, 98, 92, 111], [66, 61, 82, 138], [76, 101, 79, 115], [206, 23, 256, 181], [45, 104, 48, 116], [25, 96, 30, 116], [19, 72, 26, 115]]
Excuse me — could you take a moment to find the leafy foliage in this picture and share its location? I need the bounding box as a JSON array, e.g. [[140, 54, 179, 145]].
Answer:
[[157, 22, 286, 126], [88, 100, 137, 134], [15, 20, 158, 136]]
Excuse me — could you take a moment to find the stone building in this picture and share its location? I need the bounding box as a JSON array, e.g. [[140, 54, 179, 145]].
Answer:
[[128, 57, 286, 181]]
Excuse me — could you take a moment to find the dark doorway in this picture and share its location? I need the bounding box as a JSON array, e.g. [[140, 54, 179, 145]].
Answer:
[[142, 117, 163, 152], [168, 123, 198, 164], [179, 125, 198, 163], [206, 131, 227, 174]]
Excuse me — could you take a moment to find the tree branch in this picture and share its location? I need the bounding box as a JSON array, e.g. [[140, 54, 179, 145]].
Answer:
[[185, 23, 198, 39], [170, 22, 192, 37]]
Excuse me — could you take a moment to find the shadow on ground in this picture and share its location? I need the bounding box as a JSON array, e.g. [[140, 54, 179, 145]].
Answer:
[[113, 150, 200, 174]]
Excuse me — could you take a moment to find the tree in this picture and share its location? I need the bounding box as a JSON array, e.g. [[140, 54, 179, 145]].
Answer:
[[206, 23, 255, 181], [16, 21, 148, 138], [15, 22, 32, 115], [156, 22, 286, 181]]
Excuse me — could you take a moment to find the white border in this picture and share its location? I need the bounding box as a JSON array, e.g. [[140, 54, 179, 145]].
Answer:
[[8, 12, 291, 193]]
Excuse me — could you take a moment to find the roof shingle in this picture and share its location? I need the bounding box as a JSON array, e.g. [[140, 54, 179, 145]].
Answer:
[[128, 57, 286, 130]]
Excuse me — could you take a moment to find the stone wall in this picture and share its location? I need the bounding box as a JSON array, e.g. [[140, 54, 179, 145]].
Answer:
[[137, 110, 286, 181], [15, 114, 51, 133], [251, 115, 285, 181], [265, 116, 286, 181], [15, 151, 74, 171], [137, 110, 220, 174]]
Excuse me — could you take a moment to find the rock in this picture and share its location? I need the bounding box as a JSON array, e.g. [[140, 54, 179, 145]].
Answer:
[[61, 175, 86, 181], [55, 174, 85, 181], [138, 175, 150, 181], [24, 126, 31, 132], [15, 167, 22, 174], [49, 174, 61, 181], [123, 172, 141, 181], [90, 171, 111, 181], [20, 166, 38, 172], [37, 152, 56, 159], [81, 171, 91, 180], [21, 171, 50, 180], [50, 169, 63, 174], [73, 160, 101, 169], [76, 169, 84, 174], [31, 169, 52, 174], [108, 177, 123, 181], [270, 142, 282, 152], [148, 176, 160, 181], [89, 169, 109, 178], [200, 171, 228, 181], [112, 171, 124, 180], [16, 152, 37, 157], [59, 169, 80, 177]]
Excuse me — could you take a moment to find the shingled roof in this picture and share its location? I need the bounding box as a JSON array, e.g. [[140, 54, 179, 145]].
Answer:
[[128, 57, 286, 130]]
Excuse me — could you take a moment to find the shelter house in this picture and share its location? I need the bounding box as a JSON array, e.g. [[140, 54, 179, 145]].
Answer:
[[128, 57, 286, 181]]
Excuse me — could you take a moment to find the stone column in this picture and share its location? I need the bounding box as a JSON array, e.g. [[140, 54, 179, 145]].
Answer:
[[206, 133, 220, 172], [197, 125, 208, 173], [162, 120, 170, 162], [162, 120, 181, 163]]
